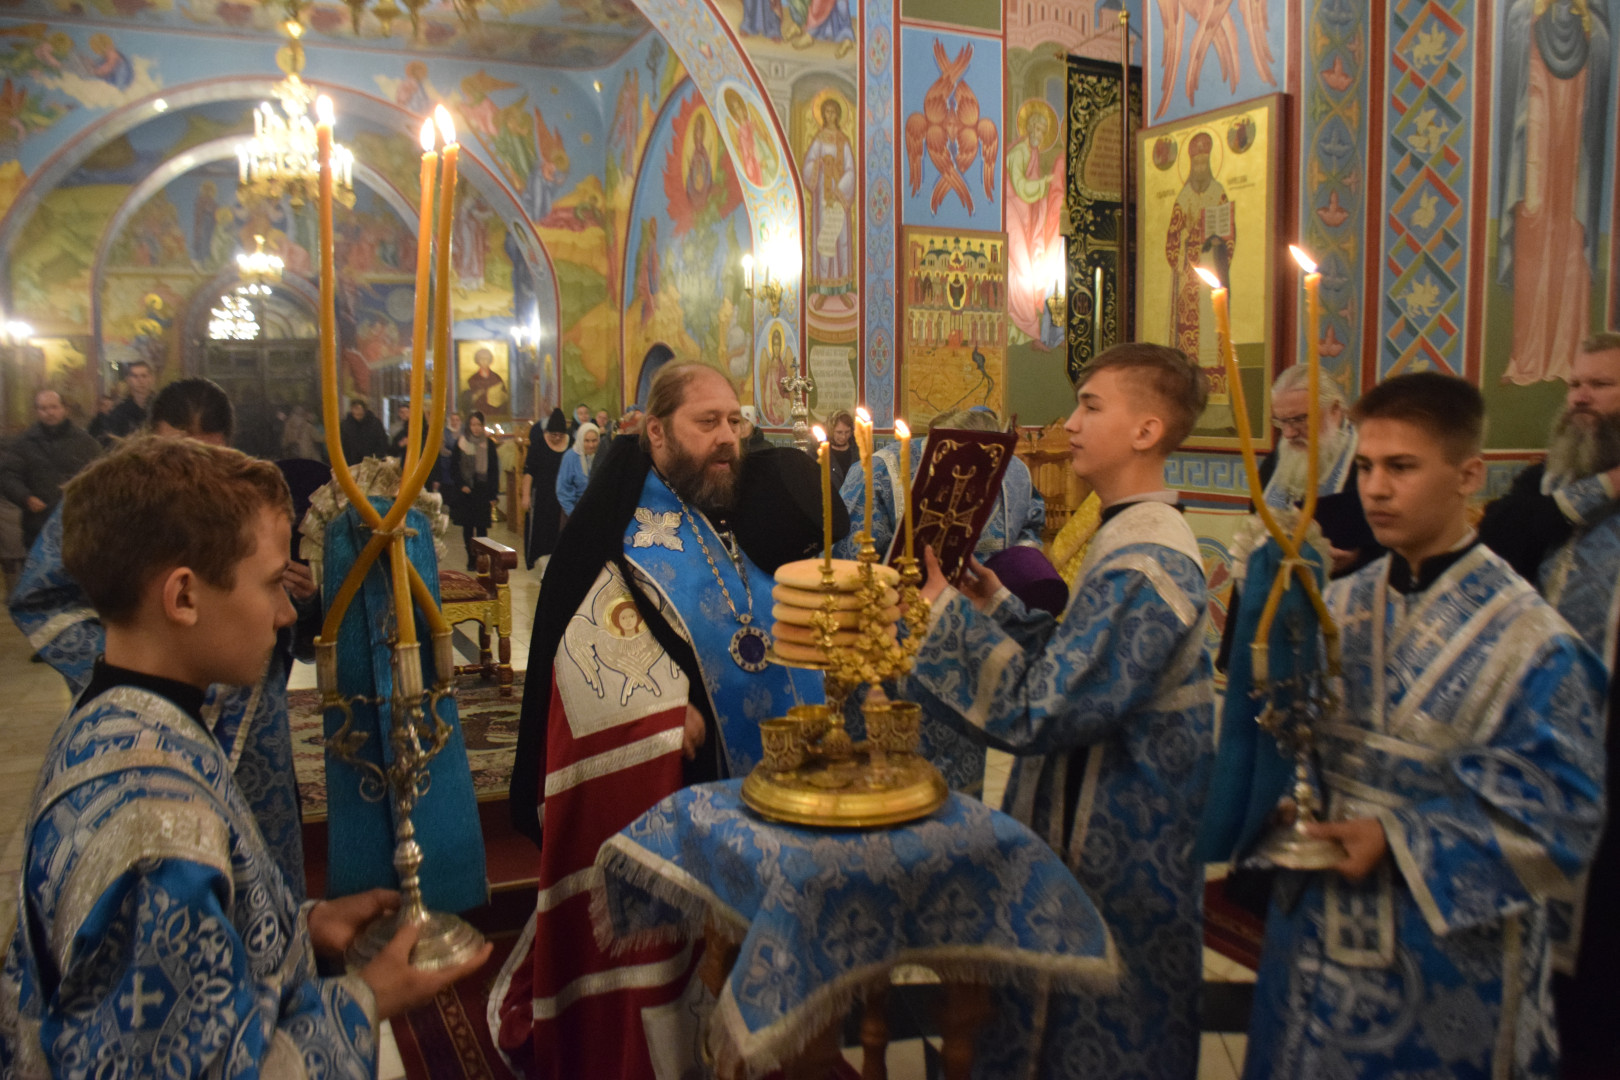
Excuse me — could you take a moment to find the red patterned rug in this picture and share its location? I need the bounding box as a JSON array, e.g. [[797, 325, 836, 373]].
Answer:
[[1203, 879, 1265, 971], [394, 930, 523, 1080], [288, 674, 524, 819]]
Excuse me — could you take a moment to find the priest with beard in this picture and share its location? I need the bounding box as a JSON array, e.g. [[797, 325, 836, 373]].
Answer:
[[1479, 332, 1620, 1080], [493, 362, 844, 1080], [1215, 364, 1380, 673]]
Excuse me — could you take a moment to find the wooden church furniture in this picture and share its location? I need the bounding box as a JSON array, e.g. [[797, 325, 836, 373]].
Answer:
[[439, 535, 516, 696]]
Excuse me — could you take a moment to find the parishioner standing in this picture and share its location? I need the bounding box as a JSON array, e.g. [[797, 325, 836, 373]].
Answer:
[[906, 344, 1216, 1079]]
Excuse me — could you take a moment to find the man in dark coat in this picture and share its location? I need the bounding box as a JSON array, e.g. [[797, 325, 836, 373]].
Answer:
[[101, 360, 155, 439], [338, 397, 390, 466], [0, 390, 101, 549]]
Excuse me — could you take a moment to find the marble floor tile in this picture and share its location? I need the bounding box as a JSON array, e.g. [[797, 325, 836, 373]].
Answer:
[[1199, 1031, 1239, 1080]]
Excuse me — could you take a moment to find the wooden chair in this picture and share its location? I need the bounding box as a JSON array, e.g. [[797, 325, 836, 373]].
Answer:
[[439, 536, 517, 696]]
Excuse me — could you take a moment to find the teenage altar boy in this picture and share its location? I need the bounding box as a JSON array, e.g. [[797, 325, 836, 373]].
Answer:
[[907, 342, 1216, 1079], [1243, 373, 1607, 1079], [0, 437, 489, 1076]]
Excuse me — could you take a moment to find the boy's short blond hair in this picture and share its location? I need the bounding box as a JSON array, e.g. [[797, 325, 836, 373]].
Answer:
[[62, 436, 292, 625], [1079, 343, 1209, 452]]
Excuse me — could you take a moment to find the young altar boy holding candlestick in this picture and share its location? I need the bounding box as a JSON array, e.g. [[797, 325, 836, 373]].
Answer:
[[0, 437, 490, 1075], [906, 342, 1216, 1080], [1242, 373, 1607, 1079]]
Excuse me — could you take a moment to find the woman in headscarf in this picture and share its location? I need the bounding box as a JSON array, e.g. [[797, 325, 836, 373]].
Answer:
[[522, 408, 570, 571], [555, 421, 599, 517], [449, 410, 501, 570]]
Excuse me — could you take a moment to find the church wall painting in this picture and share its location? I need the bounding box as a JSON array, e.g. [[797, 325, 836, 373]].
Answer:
[[1296, 0, 1372, 405], [901, 226, 1008, 422], [1138, 94, 1281, 451], [861, 0, 897, 423], [715, 0, 857, 66], [457, 338, 512, 418], [1479, 0, 1615, 450], [1007, 2, 1142, 64], [1145, 0, 1285, 125], [1376, 0, 1476, 391], [620, 79, 754, 411], [900, 0, 1001, 34], [899, 26, 1003, 234]]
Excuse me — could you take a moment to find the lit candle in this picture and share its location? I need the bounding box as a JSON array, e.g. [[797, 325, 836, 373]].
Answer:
[[855, 406, 874, 543], [428, 105, 458, 459], [316, 95, 337, 425], [1289, 244, 1324, 537], [813, 424, 832, 568], [741, 253, 754, 293], [894, 418, 913, 560], [405, 117, 437, 475]]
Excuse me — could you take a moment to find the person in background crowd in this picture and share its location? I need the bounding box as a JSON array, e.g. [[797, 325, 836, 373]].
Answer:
[[280, 403, 322, 461], [618, 403, 645, 437], [86, 394, 117, 444], [522, 408, 570, 572], [569, 402, 591, 435], [435, 411, 462, 491], [102, 359, 155, 438], [449, 410, 501, 571], [738, 404, 769, 451], [338, 396, 389, 466], [0, 389, 101, 550], [826, 408, 858, 489], [593, 409, 614, 437], [555, 421, 599, 517]]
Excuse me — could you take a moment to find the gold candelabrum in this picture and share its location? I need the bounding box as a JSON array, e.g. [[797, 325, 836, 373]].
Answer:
[[742, 532, 948, 828], [310, 100, 484, 968]]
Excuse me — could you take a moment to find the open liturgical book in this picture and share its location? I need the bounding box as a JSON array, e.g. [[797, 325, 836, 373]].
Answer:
[[887, 426, 1019, 583]]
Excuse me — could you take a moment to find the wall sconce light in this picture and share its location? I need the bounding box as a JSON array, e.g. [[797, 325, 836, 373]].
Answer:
[[509, 321, 542, 351], [1045, 241, 1067, 326], [0, 319, 34, 345], [740, 253, 785, 317]]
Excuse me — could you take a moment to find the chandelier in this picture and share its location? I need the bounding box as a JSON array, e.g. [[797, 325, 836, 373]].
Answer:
[[209, 292, 261, 341], [236, 234, 285, 294], [237, 21, 353, 208]]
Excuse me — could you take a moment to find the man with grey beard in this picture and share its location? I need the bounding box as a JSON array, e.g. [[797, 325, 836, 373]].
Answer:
[[1480, 331, 1620, 1079]]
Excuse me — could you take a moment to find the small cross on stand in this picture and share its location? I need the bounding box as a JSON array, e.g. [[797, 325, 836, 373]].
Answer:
[[780, 370, 816, 452]]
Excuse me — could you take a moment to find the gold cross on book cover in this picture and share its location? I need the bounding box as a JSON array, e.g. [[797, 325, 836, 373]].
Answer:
[[889, 425, 1018, 582]]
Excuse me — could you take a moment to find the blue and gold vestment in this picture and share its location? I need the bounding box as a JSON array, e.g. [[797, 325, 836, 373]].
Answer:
[[906, 499, 1216, 1079], [0, 686, 376, 1078], [1244, 545, 1607, 1079]]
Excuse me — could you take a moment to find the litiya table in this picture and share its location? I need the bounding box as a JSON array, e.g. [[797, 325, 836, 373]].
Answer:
[[592, 780, 1118, 1079]]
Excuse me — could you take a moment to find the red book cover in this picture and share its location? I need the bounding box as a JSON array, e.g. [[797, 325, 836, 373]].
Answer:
[[887, 426, 1019, 583]]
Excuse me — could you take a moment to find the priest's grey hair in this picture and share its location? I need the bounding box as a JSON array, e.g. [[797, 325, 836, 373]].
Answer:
[[1271, 363, 1345, 409]]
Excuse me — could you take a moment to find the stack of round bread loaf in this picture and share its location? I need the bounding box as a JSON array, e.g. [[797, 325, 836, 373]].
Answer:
[[770, 558, 903, 664]]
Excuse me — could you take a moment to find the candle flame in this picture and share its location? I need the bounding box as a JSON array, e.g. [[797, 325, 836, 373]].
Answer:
[[434, 104, 456, 145], [315, 95, 334, 125], [1193, 265, 1222, 290], [740, 253, 754, 272], [894, 418, 910, 438], [856, 406, 871, 423], [419, 117, 436, 152], [812, 424, 827, 443], [1289, 245, 1318, 275]]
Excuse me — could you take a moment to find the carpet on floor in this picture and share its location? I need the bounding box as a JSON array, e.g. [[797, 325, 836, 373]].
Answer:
[[289, 673, 523, 818]]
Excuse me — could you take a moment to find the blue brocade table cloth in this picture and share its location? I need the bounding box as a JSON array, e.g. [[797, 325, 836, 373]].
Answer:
[[593, 780, 1118, 1077]]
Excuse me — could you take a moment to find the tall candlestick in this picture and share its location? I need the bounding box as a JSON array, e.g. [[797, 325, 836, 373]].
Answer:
[[855, 406, 874, 543], [1290, 245, 1324, 540], [814, 424, 832, 567], [429, 106, 458, 456], [894, 418, 913, 560], [406, 117, 437, 476]]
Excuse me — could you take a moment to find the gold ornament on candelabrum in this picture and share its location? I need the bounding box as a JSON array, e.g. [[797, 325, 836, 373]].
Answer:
[[311, 100, 485, 969], [1197, 256, 1345, 871], [743, 415, 948, 827]]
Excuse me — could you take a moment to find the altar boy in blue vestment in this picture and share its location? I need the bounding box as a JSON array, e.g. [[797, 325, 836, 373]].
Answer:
[[0, 437, 489, 1077], [1243, 373, 1607, 1080], [906, 343, 1216, 1080]]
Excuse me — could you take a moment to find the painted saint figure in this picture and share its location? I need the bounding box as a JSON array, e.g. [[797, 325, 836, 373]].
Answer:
[[1006, 99, 1066, 348], [1165, 131, 1232, 368], [1496, 0, 1612, 385], [685, 115, 714, 208], [465, 347, 507, 415], [802, 97, 856, 308]]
